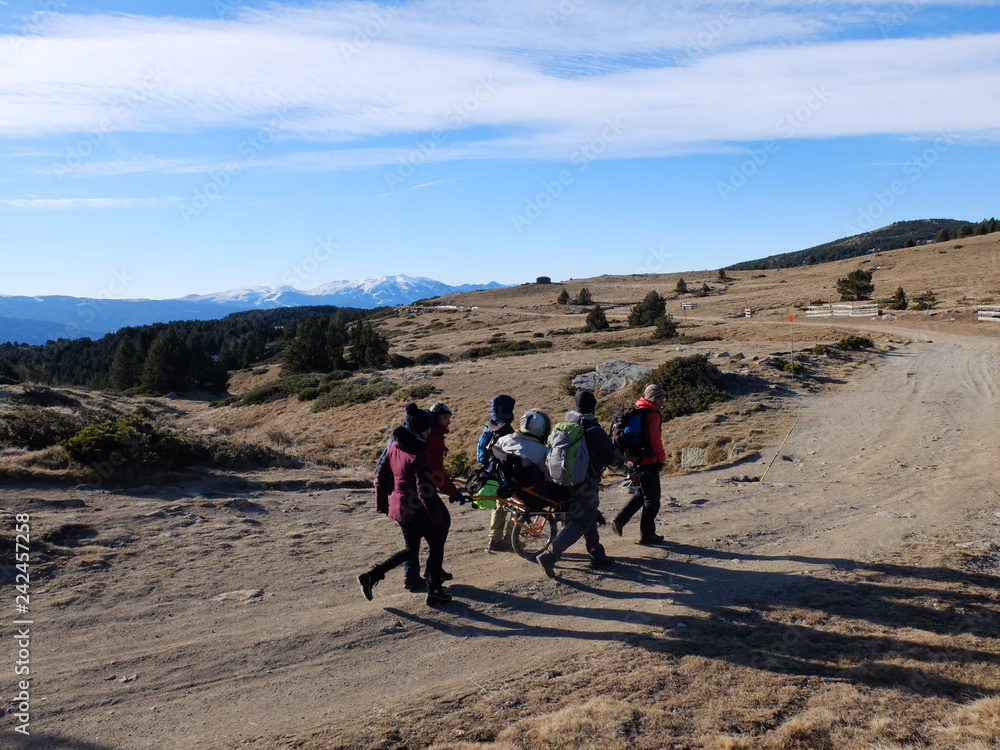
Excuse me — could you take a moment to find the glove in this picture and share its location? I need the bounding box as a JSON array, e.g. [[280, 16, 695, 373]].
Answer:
[[450, 490, 468, 506]]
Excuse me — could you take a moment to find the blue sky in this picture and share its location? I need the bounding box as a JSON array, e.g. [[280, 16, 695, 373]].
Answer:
[[1, 0, 999, 299]]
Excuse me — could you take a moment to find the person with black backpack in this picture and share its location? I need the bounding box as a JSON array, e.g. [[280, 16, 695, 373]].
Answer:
[[610, 383, 667, 544], [359, 403, 453, 606], [477, 394, 516, 552], [535, 390, 625, 577]]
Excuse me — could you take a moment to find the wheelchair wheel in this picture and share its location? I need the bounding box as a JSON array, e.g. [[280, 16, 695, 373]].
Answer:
[[510, 512, 556, 561]]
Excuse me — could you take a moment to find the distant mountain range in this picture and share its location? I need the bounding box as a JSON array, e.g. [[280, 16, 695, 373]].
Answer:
[[0, 275, 504, 345]]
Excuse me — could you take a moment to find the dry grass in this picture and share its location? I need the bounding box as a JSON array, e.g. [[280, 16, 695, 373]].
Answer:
[[269, 540, 1000, 750]]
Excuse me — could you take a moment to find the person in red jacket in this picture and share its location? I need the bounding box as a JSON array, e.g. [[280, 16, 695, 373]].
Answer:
[[610, 384, 667, 544], [359, 403, 453, 606]]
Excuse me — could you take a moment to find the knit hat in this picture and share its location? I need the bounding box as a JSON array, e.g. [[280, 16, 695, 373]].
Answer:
[[428, 402, 452, 416], [489, 394, 516, 424], [404, 402, 433, 434], [644, 384, 666, 401], [574, 390, 597, 415]]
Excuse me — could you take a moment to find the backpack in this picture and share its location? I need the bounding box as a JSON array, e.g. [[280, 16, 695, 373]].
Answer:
[[545, 421, 590, 486], [610, 406, 651, 462]]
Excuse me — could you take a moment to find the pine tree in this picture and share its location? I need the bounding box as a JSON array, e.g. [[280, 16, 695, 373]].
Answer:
[[675, 278, 688, 294], [556, 289, 570, 305], [583, 306, 609, 332], [627, 290, 666, 327], [575, 288, 593, 305], [140, 327, 191, 394], [836, 269, 875, 301], [888, 287, 908, 310], [109, 336, 140, 391], [652, 314, 678, 340]]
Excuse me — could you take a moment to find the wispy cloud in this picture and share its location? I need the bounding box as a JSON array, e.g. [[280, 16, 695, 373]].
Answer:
[[2, 1, 998, 172], [0, 197, 181, 210]]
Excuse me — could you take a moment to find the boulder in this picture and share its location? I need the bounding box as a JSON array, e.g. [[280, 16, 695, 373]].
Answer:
[[571, 360, 652, 392]]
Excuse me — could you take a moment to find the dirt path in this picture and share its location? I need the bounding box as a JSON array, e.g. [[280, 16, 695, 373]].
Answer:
[[8, 324, 999, 749]]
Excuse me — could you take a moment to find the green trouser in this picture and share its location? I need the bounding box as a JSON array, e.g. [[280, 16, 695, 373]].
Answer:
[[489, 505, 509, 542]]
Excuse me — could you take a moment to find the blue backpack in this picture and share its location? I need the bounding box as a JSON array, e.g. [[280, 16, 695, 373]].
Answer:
[[610, 406, 651, 462]]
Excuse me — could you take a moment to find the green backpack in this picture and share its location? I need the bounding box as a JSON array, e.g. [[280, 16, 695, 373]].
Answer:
[[545, 421, 590, 486]]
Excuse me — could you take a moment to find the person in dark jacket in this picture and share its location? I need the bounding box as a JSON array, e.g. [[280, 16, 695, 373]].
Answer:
[[611, 383, 667, 544], [535, 391, 625, 577], [418, 401, 464, 589], [477, 394, 516, 552], [359, 403, 453, 606]]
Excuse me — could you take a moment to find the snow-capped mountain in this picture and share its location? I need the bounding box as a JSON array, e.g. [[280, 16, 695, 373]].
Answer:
[[0, 275, 505, 345]]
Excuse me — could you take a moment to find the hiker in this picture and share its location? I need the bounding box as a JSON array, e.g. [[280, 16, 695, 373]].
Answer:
[[359, 403, 453, 606], [610, 384, 667, 544], [491, 410, 552, 485], [418, 401, 465, 587], [477, 394, 516, 552], [536, 391, 624, 577]]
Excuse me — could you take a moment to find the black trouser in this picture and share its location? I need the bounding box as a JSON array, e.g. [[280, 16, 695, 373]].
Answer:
[[614, 465, 661, 538], [373, 513, 449, 588]]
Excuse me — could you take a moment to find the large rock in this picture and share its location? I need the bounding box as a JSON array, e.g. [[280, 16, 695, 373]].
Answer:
[[572, 360, 653, 392]]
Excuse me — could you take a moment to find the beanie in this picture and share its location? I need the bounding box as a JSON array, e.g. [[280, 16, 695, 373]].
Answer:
[[574, 390, 597, 414], [404, 402, 433, 434], [644, 384, 666, 401]]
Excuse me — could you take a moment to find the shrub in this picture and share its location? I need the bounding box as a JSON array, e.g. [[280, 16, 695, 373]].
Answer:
[[460, 339, 552, 360], [0, 407, 94, 450], [298, 387, 321, 402], [575, 288, 593, 305], [675, 278, 688, 294], [812, 344, 829, 356], [62, 408, 199, 475], [556, 289, 570, 305], [311, 377, 397, 412], [560, 367, 594, 396], [444, 450, 471, 480], [407, 383, 438, 400], [652, 314, 678, 340], [414, 352, 448, 366], [913, 290, 937, 310], [388, 353, 415, 368], [232, 374, 320, 407], [838, 334, 874, 350], [613, 355, 727, 422]]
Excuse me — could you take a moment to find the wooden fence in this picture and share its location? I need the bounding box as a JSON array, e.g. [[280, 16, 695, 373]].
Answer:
[[805, 302, 880, 318], [978, 305, 1000, 322]]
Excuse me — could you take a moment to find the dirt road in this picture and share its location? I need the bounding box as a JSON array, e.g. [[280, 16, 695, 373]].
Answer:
[[7, 322, 998, 749]]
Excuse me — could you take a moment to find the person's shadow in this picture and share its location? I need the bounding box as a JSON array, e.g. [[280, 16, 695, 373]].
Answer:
[[387, 541, 1000, 699]]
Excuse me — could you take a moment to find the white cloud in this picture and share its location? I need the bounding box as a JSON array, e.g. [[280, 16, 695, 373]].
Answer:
[[0, 197, 181, 210], [1, 1, 998, 170]]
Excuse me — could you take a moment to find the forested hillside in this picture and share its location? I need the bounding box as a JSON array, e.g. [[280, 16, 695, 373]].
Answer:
[[0, 305, 387, 395]]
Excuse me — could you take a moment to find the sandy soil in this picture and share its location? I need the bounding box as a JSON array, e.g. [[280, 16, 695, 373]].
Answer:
[[4, 311, 998, 749]]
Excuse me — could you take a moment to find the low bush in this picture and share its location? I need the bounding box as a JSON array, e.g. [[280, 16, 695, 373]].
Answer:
[[62, 408, 200, 476], [599, 355, 727, 422], [414, 352, 448, 365], [0, 407, 94, 450], [460, 339, 553, 360], [311, 377, 397, 412], [298, 387, 321, 402], [838, 334, 874, 350], [444, 450, 471, 479], [226, 373, 321, 407], [407, 383, 438, 400], [812, 344, 829, 356]]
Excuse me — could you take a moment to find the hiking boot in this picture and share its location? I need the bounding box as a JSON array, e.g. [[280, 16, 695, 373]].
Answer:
[[638, 534, 665, 545], [487, 539, 512, 553], [425, 587, 453, 606], [358, 571, 379, 601], [404, 577, 426, 592], [440, 570, 454, 581], [589, 555, 615, 568], [536, 551, 557, 578], [610, 519, 624, 537]]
